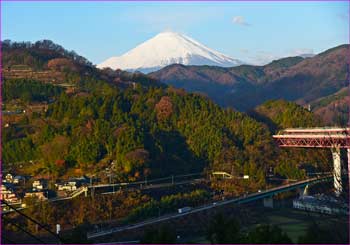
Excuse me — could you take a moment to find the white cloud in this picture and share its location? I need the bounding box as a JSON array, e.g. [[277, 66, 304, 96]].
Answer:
[[288, 48, 314, 57], [244, 48, 315, 65], [248, 51, 280, 65], [232, 16, 250, 26]]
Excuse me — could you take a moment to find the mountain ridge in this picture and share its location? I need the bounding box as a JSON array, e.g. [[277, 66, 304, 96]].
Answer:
[[150, 44, 350, 111]]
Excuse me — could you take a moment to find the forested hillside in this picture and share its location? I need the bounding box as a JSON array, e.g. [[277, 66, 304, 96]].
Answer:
[[3, 83, 330, 189], [2, 40, 331, 192], [251, 100, 321, 132]]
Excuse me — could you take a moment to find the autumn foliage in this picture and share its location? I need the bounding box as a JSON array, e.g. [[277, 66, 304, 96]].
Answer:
[[47, 58, 77, 72], [155, 96, 173, 121]]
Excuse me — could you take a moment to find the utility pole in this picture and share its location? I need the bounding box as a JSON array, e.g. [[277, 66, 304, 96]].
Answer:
[[90, 176, 94, 198]]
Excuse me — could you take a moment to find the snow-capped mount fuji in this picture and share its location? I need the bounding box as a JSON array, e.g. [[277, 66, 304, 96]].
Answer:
[[97, 32, 243, 73]]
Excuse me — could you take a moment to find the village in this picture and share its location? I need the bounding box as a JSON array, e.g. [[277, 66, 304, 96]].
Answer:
[[0, 172, 91, 211]]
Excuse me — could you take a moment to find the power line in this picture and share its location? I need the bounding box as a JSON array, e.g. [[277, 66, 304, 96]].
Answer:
[[1, 200, 63, 244], [2, 216, 47, 244]]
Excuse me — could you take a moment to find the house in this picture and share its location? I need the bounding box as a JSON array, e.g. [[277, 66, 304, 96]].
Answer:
[[5, 173, 14, 183], [13, 175, 25, 185], [32, 179, 48, 191], [55, 176, 91, 192], [24, 191, 47, 201], [0, 184, 20, 203], [55, 180, 78, 191]]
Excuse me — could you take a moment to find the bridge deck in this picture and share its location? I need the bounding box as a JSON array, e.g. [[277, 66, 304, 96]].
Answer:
[[281, 127, 350, 134], [273, 127, 350, 148]]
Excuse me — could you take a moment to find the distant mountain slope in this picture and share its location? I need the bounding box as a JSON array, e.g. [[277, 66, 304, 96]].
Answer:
[[97, 32, 242, 73], [150, 44, 350, 112], [309, 87, 350, 126], [263, 44, 349, 104]]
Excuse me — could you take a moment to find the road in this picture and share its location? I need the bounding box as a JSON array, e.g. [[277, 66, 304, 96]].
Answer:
[[87, 176, 332, 239]]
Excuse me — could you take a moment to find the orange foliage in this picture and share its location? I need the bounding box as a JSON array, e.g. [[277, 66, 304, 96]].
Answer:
[[47, 58, 76, 72], [55, 159, 65, 167], [125, 148, 149, 165], [155, 96, 173, 121]]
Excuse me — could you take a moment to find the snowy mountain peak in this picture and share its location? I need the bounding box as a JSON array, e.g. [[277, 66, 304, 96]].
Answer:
[[97, 32, 243, 73]]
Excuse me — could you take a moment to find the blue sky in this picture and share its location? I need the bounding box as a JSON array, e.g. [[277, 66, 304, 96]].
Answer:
[[2, 1, 349, 65]]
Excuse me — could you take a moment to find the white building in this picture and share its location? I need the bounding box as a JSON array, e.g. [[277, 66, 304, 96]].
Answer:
[[0, 184, 20, 203], [24, 191, 47, 201], [55, 181, 77, 191], [293, 195, 348, 215], [32, 179, 47, 191], [5, 174, 14, 183]]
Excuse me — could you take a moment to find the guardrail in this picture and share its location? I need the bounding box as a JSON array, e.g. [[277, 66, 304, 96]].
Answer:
[[90, 172, 204, 189], [49, 186, 88, 202]]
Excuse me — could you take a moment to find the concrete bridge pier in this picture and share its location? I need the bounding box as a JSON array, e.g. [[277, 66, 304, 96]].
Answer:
[[297, 184, 309, 197], [331, 148, 342, 196], [263, 197, 273, 208], [303, 184, 309, 196]]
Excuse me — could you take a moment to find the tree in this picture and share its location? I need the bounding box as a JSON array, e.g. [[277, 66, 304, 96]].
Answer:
[[47, 58, 77, 72], [40, 135, 70, 165], [155, 96, 173, 121], [70, 137, 104, 168], [64, 222, 90, 244], [298, 223, 348, 244], [124, 148, 150, 177], [244, 224, 292, 244], [206, 214, 242, 244], [140, 226, 176, 244]]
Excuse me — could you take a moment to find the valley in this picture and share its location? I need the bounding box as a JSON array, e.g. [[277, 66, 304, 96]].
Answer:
[[1, 38, 349, 244]]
